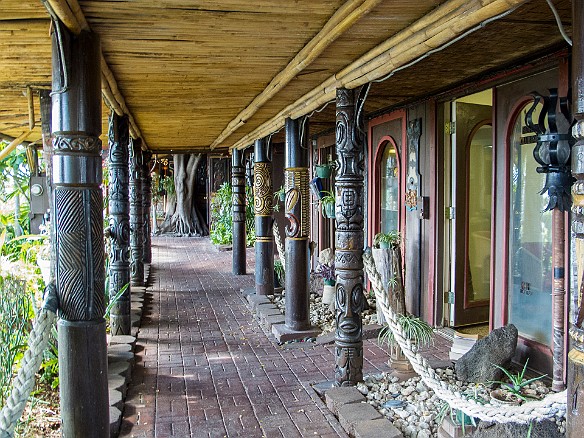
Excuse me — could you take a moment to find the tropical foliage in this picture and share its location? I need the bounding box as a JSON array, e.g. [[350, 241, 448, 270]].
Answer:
[[209, 182, 255, 246]]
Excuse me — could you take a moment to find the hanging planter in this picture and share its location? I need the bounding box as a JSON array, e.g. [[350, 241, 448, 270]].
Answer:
[[315, 164, 332, 178], [324, 201, 335, 218]]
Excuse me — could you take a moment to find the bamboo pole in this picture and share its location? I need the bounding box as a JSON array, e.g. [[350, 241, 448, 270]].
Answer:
[[230, 0, 526, 150], [42, 0, 145, 146], [26, 86, 35, 131], [209, 0, 383, 150], [0, 130, 33, 162]]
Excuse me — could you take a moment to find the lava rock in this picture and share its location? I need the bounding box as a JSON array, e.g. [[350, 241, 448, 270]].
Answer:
[[471, 420, 563, 438], [455, 324, 518, 383]]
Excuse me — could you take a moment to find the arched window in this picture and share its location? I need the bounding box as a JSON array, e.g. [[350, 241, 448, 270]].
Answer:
[[379, 140, 400, 234], [507, 99, 552, 345]]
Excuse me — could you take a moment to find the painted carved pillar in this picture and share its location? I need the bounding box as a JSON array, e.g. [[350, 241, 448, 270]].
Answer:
[[334, 87, 365, 386], [284, 117, 311, 330], [232, 148, 246, 275], [143, 151, 152, 264], [130, 138, 145, 286], [51, 24, 109, 436], [569, 0, 584, 432], [254, 138, 274, 295], [107, 113, 131, 336]]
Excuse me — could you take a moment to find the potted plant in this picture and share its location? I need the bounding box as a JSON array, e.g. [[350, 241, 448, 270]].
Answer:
[[274, 185, 286, 203], [489, 359, 546, 405], [315, 154, 335, 178], [373, 231, 400, 249], [316, 248, 335, 306], [319, 190, 336, 219], [377, 313, 434, 371]]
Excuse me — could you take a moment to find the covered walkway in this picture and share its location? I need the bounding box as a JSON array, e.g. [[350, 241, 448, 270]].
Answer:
[[118, 237, 447, 437]]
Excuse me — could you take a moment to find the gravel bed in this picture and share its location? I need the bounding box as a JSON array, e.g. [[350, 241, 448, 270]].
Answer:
[[269, 291, 378, 334], [360, 368, 565, 438]]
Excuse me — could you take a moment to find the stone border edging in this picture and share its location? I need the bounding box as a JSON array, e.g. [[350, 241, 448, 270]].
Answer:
[[108, 263, 152, 437]]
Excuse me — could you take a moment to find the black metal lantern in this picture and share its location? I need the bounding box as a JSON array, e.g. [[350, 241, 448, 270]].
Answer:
[[525, 88, 574, 211]]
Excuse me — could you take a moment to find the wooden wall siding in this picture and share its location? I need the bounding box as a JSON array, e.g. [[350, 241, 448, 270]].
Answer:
[[0, 0, 573, 153]]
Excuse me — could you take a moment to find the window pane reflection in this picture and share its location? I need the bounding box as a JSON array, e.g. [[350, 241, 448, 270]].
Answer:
[[380, 142, 399, 233]]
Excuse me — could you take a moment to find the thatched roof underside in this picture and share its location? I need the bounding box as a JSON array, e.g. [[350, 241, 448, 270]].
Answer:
[[0, 0, 573, 153]]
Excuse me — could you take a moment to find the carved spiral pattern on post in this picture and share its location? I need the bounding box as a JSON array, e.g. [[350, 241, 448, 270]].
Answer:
[[254, 162, 273, 216]]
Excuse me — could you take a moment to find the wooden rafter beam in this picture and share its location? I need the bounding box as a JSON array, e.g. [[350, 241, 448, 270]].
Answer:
[[208, 0, 384, 150], [231, 0, 529, 150], [43, 0, 146, 148]]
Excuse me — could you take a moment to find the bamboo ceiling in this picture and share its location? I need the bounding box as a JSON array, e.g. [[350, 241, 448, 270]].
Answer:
[[0, 0, 573, 153]]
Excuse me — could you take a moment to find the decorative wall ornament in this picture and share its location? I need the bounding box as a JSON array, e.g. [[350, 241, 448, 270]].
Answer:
[[526, 88, 574, 212], [334, 87, 366, 386], [405, 118, 422, 210]]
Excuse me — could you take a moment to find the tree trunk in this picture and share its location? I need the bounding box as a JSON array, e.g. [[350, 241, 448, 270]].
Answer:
[[158, 153, 208, 236]]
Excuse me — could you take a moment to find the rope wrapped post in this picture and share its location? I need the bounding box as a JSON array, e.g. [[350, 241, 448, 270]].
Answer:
[[50, 22, 109, 436], [253, 137, 274, 295], [334, 87, 366, 386], [568, 0, 584, 433], [232, 148, 247, 275], [107, 113, 131, 336]]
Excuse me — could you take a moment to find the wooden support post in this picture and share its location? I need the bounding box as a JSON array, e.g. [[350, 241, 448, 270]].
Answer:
[[334, 87, 365, 386], [51, 23, 108, 437], [254, 138, 274, 295], [107, 113, 131, 336], [284, 117, 311, 330], [569, 0, 584, 432], [232, 148, 246, 275], [130, 139, 145, 286], [143, 151, 152, 264]]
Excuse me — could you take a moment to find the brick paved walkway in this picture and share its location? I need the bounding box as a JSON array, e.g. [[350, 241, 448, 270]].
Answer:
[[119, 237, 448, 437]]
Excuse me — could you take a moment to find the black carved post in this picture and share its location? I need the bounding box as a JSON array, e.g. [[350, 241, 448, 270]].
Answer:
[[569, 0, 584, 433], [254, 138, 274, 295], [334, 87, 365, 386], [107, 113, 131, 336], [130, 138, 144, 286], [284, 117, 311, 329], [51, 23, 109, 436], [143, 151, 152, 264], [232, 148, 246, 275]]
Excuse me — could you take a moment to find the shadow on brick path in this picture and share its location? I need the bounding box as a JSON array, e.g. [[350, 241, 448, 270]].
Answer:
[[119, 237, 449, 437]]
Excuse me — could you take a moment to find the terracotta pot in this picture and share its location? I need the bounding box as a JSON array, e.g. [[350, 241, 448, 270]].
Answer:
[[490, 389, 522, 406]]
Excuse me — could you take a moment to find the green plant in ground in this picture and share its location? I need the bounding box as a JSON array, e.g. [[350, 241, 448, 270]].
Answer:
[[0, 273, 34, 405], [245, 185, 255, 246], [161, 174, 175, 197], [490, 359, 546, 402], [210, 182, 233, 245], [38, 327, 59, 390], [273, 185, 285, 212], [274, 259, 285, 286], [377, 313, 434, 350]]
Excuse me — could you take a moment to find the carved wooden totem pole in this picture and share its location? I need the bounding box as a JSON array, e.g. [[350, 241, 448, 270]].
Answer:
[[569, 0, 584, 433], [334, 87, 366, 386], [143, 151, 152, 264], [51, 23, 109, 436], [284, 117, 311, 330], [130, 138, 145, 286], [254, 138, 274, 295], [107, 113, 131, 336], [232, 148, 246, 275]]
